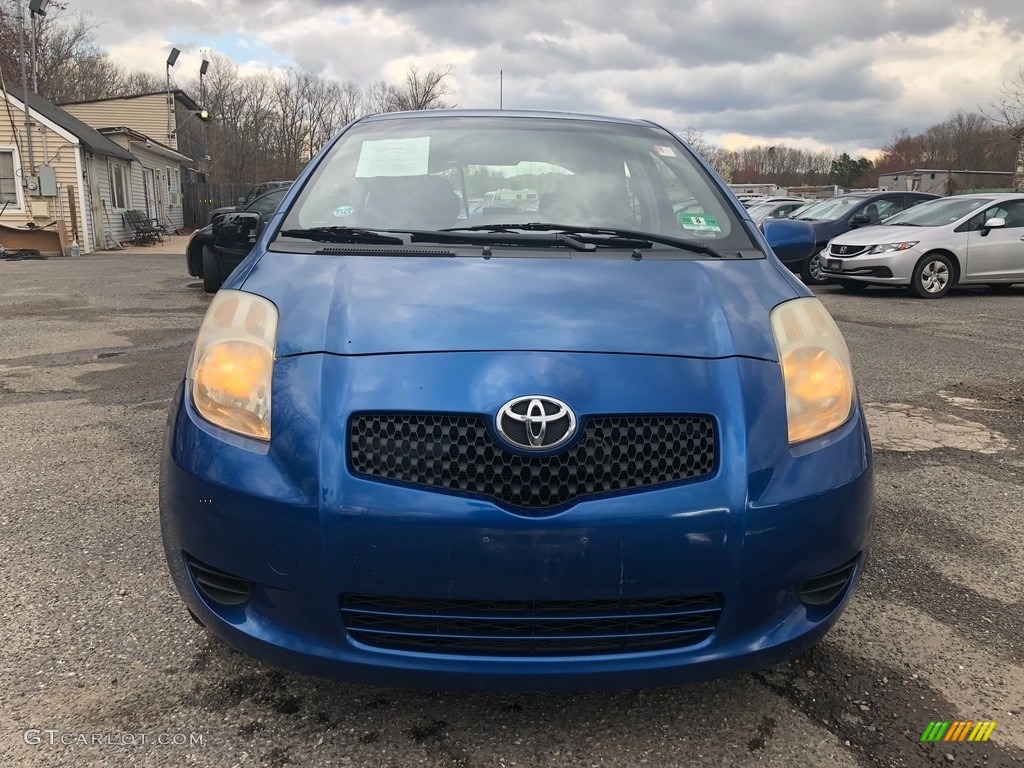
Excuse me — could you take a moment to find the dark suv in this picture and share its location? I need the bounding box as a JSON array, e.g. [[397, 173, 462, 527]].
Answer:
[[207, 180, 292, 225], [786, 191, 939, 283]]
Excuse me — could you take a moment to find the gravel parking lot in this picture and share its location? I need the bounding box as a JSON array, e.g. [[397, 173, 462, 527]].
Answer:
[[1, 248, 1022, 768]]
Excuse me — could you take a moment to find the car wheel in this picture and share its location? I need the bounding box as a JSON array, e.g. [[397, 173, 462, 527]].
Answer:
[[910, 253, 953, 298], [837, 279, 869, 292], [202, 246, 223, 293], [800, 251, 829, 285]]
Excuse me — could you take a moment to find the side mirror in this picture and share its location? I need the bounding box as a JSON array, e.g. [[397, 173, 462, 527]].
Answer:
[[237, 197, 246, 205], [762, 218, 815, 263], [849, 213, 870, 226], [982, 216, 1005, 234], [215, 211, 262, 250]]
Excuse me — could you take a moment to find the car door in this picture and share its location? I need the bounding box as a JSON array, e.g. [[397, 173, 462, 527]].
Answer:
[[964, 200, 1024, 281]]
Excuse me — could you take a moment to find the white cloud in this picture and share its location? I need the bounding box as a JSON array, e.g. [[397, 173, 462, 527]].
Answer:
[[60, 0, 1024, 154]]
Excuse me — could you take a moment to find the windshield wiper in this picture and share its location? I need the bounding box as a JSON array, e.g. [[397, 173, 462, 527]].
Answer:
[[279, 227, 405, 245], [440, 223, 725, 258]]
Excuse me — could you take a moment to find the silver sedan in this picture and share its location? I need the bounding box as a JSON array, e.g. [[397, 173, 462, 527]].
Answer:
[[820, 193, 1024, 298]]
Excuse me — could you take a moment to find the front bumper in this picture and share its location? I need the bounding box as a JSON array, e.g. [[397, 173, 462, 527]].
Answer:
[[820, 248, 922, 284], [160, 351, 874, 691]]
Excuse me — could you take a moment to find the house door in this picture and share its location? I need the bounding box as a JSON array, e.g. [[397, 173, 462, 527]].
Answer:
[[143, 168, 158, 222]]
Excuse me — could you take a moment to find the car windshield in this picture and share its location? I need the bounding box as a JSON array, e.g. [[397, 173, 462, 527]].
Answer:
[[792, 196, 867, 222], [883, 197, 993, 227], [280, 114, 755, 251], [745, 203, 776, 218]]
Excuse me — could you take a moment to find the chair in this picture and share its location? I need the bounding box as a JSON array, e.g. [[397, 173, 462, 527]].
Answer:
[[123, 210, 163, 245]]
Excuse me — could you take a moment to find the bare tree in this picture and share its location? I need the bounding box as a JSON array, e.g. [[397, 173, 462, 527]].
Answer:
[[389, 64, 455, 111]]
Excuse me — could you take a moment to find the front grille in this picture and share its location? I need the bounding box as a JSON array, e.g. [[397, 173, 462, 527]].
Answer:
[[829, 244, 869, 257], [349, 413, 716, 510], [341, 593, 723, 656]]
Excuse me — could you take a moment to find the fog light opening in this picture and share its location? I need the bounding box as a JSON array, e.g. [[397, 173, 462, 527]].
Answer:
[[186, 554, 253, 607], [798, 557, 857, 606]]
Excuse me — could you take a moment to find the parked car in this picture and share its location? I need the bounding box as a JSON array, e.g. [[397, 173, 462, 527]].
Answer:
[[186, 187, 289, 292], [789, 191, 940, 284], [821, 193, 1024, 297], [207, 180, 293, 225], [161, 109, 873, 691], [747, 198, 809, 224]]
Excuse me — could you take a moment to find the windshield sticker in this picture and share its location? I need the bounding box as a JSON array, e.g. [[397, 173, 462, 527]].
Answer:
[[654, 145, 677, 157], [355, 137, 430, 178], [333, 205, 355, 217], [677, 213, 722, 232]]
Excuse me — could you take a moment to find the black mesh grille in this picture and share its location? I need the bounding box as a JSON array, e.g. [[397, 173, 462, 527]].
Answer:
[[349, 413, 716, 510], [341, 593, 722, 656], [829, 244, 869, 257]]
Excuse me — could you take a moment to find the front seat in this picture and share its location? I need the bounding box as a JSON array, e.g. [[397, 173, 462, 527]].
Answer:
[[362, 175, 461, 230], [862, 203, 881, 224], [543, 173, 633, 226]]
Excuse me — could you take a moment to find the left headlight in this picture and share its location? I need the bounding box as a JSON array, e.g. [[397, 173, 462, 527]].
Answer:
[[770, 297, 855, 445], [867, 241, 918, 254], [188, 290, 278, 440]]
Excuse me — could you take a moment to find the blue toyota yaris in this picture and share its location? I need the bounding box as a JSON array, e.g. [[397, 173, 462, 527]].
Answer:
[[160, 110, 873, 692]]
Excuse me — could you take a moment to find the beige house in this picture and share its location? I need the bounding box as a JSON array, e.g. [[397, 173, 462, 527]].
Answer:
[[61, 90, 208, 185], [0, 89, 137, 255]]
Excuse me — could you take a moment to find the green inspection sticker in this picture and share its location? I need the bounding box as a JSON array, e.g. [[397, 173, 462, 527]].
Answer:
[[677, 213, 721, 232]]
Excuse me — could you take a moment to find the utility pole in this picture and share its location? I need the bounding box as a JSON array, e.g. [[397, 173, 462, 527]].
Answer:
[[16, 0, 35, 175], [499, 70, 503, 110]]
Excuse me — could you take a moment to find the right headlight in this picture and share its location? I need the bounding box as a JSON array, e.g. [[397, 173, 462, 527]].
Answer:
[[770, 297, 855, 444], [188, 290, 277, 441], [867, 241, 918, 254]]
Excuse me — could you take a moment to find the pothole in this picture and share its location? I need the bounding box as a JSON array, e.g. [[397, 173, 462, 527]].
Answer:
[[864, 402, 1010, 454]]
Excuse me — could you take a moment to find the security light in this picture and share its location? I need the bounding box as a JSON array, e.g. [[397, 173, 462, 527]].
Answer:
[[29, 0, 48, 16], [200, 59, 209, 76], [166, 48, 180, 68]]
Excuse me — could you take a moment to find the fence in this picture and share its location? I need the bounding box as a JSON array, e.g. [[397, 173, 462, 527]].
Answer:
[[182, 182, 258, 230]]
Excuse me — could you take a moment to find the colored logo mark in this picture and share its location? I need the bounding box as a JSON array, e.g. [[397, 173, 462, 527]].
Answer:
[[920, 721, 997, 742]]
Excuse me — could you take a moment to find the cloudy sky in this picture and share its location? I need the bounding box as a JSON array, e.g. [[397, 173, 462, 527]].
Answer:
[[69, 0, 1024, 157]]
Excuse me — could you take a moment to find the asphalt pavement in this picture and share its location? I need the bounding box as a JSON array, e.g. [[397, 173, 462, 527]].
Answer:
[[1, 249, 1022, 767]]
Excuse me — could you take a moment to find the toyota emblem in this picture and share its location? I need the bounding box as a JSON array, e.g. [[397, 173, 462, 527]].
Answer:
[[497, 396, 577, 451]]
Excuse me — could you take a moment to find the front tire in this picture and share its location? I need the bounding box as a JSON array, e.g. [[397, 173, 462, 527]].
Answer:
[[202, 246, 223, 293], [801, 251, 829, 285], [910, 253, 953, 298]]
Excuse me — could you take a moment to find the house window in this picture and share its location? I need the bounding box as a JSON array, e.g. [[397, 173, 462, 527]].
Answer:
[[110, 162, 129, 209], [0, 150, 19, 207], [167, 166, 181, 206]]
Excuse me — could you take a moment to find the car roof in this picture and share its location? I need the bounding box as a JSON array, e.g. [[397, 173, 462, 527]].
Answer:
[[359, 108, 653, 128]]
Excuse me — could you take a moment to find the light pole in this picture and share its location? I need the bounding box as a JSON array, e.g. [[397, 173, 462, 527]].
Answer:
[[15, 0, 35, 175], [166, 47, 180, 145], [28, 0, 47, 94]]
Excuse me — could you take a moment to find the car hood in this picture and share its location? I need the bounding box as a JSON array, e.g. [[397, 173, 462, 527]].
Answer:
[[240, 251, 800, 360], [829, 224, 922, 246]]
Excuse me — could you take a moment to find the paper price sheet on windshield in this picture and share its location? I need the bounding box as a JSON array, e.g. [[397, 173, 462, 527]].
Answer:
[[355, 137, 430, 178]]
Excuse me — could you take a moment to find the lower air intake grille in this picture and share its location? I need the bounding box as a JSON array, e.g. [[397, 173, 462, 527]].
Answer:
[[798, 557, 858, 606], [349, 413, 716, 510], [340, 593, 723, 656], [186, 555, 252, 606]]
